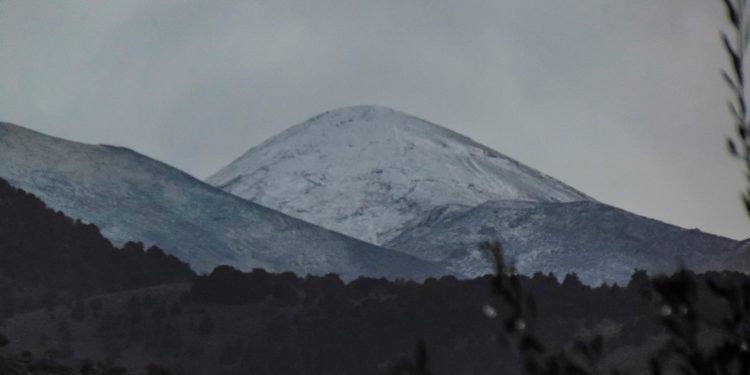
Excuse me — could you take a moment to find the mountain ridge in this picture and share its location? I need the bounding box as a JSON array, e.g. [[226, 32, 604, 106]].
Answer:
[[387, 200, 736, 285], [0, 120, 445, 280]]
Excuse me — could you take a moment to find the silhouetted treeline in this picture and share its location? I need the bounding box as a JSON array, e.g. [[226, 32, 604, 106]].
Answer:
[[6, 254, 750, 373], [0, 178, 195, 319], [0, 332, 172, 375], [181, 265, 750, 374]]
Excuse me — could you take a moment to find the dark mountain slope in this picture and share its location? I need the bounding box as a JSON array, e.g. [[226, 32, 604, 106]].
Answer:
[[0, 177, 194, 317]]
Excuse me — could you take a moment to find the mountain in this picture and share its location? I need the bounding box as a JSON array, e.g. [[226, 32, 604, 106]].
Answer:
[[386, 200, 736, 285], [208, 105, 591, 245], [208, 106, 738, 285], [0, 121, 445, 280]]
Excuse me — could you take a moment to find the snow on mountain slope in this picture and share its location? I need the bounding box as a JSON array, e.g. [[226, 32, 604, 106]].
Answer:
[[0, 121, 446, 280], [208, 105, 591, 245], [386, 200, 737, 285]]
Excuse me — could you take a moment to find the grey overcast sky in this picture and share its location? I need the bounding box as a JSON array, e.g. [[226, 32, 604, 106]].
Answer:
[[1, 0, 748, 240]]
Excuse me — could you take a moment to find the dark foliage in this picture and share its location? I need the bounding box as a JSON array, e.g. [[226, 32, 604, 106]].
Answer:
[[721, 0, 750, 214], [187, 262, 750, 374], [190, 266, 272, 305]]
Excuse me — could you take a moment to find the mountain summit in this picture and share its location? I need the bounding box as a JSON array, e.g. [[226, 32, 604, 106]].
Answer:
[[208, 105, 591, 245]]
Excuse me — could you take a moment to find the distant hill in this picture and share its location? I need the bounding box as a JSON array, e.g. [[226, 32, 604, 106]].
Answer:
[[387, 200, 736, 285], [0, 121, 445, 280]]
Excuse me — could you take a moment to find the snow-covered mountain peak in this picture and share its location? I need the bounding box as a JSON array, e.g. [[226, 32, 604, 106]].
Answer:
[[305, 105, 401, 125], [208, 106, 592, 245]]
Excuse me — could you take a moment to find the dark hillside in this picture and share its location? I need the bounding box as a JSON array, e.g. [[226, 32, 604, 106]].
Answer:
[[0, 178, 195, 318], [9, 265, 745, 375]]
